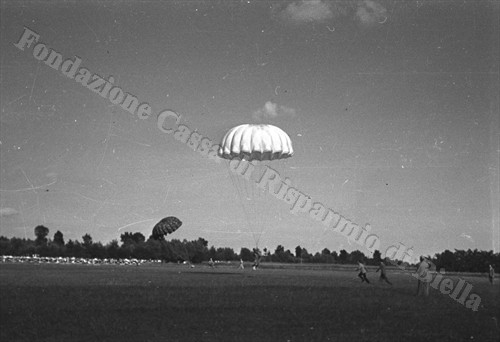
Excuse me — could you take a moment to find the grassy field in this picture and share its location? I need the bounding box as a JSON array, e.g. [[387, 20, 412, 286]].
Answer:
[[1, 262, 498, 342]]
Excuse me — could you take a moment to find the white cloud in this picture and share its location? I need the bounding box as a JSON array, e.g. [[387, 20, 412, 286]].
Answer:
[[0, 208, 19, 217], [279, 0, 334, 24], [252, 101, 296, 122], [279, 105, 297, 117], [356, 0, 387, 26], [46, 172, 58, 179]]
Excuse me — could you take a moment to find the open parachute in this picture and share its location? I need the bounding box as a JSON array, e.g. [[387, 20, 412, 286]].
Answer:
[[219, 124, 293, 161], [219, 124, 293, 248], [152, 216, 182, 240]]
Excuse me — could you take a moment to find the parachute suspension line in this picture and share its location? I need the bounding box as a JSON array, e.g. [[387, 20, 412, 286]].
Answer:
[[243, 159, 267, 249], [253, 160, 275, 249], [251, 161, 262, 248], [219, 124, 294, 251], [257, 158, 290, 249], [258, 158, 287, 246], [249, 160, 266, 249], [253, 160, 270, 248], [226, 160, 261, 248]]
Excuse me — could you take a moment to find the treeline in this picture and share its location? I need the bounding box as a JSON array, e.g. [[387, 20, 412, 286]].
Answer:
[[433, 249, 499, 273], [0, 225, 499, 272], [0, 226, 212, 263]]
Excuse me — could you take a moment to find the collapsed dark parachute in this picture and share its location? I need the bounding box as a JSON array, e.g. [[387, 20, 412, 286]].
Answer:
[[152, 216, 182, 240]]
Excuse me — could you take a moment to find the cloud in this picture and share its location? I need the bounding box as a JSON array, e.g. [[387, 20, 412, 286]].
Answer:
[[274, 0, 387, 28], [460, 233, 475, 243], [355, 0, 387, 26], [278, 0, 334, 24], [46, 172, 58, 179], [0, 208, 19, 217], [252, 101, 296, 122]]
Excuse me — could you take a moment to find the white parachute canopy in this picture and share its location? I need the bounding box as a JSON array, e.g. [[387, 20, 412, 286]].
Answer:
[[219, 124, 294, 248], [219, 124, 293, 161]]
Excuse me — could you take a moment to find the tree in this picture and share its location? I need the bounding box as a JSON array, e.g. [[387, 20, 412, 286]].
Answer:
[[262, 247, 269, 261], [295, 245, 302, 258], [316, 248, 334, 263], [299, 248, 311, 262], [186, 238, 210, 263], [239, 247, 253, 261], [349, 250, 366, 263], [120, 232, 145, 245], [213, 247, 237, 261], [144, 239, 162, 260], [198, 238, 208, 248], [82, 234, 93, 247], [53, 231, 65, 246], [89, 242, 106, 259], [338, 249, 348, 264], [105, 239, 120, 259], [434, 249, 455, 271], [208, 246, 217, 259], [132, 232, 144, 244], [371, 250, 382, 264], [66, 239, 84, 257], [272, 245, 294, 263], [275, 245, 285, 254], [34, 225, 49, 245]]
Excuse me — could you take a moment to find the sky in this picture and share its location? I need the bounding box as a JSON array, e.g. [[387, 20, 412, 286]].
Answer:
[[0, 0, 499, 258]]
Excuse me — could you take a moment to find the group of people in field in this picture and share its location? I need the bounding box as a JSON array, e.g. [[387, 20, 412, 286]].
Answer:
[[356, 260, 392, 285], [356, 256, 496, 296], [207, 249, 261, 270], [208, 248, 496, 294]]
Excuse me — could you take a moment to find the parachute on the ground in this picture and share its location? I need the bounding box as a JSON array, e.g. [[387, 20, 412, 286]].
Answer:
[[152, 216, 182, 240], [219, 124, 294, 248]]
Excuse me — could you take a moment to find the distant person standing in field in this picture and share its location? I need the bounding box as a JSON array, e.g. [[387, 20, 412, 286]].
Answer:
[[356, 261, 370, 283], [489, 264, 495, 284], [415, 256, 431, 296], [376, 260, 392, 285], [208, 258, 215, 268], [238, 258, 244, 270]]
